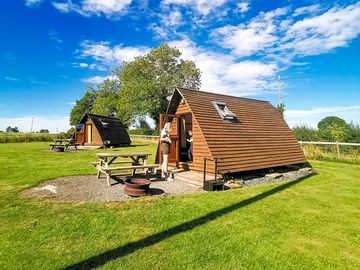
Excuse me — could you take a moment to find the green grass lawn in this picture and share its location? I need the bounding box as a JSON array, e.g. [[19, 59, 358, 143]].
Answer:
[[0, 142, 359, 269]]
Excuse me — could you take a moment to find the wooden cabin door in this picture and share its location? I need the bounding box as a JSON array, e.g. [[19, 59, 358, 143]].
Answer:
[[86, 124, 92, 143], [159, 114, 179, 164]]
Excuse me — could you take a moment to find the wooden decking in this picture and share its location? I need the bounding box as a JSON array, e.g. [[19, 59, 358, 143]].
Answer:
[[169, 168, 221, 188]]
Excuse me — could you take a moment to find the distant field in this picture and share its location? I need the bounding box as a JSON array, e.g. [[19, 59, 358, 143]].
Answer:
[[0, 142, 359, 269], [0, 132, 158, 144], [0, 132, 59, 143]]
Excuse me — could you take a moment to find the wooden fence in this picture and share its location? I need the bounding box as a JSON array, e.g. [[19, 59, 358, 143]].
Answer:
[[299, 141, 360, 158], [129, 134, 159, 142]]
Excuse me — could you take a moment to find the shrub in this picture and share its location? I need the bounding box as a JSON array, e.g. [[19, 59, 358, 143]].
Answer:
[[292, 125, 319, 141]]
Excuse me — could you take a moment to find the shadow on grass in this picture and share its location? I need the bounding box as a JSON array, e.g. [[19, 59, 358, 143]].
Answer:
[[62, 176, 309, 270]]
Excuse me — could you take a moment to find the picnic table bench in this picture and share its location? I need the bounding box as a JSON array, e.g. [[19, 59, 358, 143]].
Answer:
[[92, 153, 159, 186], [50, 139, 79, 151]]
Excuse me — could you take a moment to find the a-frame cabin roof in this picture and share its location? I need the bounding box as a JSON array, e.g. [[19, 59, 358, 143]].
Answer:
[[79, 113, 131, 145], [167, 88, 306, 174]]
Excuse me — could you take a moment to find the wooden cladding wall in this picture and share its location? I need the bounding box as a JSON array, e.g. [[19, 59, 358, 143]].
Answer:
[[85, 119, 102, 146], [191, 117, 215, 174], [176, 101, 191, 115], [177, 88, 306, 174]]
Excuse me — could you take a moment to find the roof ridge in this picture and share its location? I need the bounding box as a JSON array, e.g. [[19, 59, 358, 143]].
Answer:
[[86, 113, 122, 121], [177, 87, 269, 103]]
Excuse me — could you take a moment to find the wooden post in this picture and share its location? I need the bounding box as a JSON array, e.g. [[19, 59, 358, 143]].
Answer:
[[105, 158, 111, 187], [214, 158, 218, 182], [203, 158, 207, 188], [96, 160, 103, 179], [336, 142, 340, 158]]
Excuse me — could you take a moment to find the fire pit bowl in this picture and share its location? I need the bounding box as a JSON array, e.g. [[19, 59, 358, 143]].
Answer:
[[52, 147, 65, 152], [124, 178, 151, 197]]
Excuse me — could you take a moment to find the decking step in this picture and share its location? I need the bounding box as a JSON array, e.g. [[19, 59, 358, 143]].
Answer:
[[174, 171, 206, 187], [177, 178, 203, 187], [265, 173, 283, 179], [299, 167, 312, 173], [169, 168, 183, 174]]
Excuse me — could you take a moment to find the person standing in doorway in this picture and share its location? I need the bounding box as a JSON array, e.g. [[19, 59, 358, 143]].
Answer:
[[160, 122, 174, 181], [187, 130, 193, 161]]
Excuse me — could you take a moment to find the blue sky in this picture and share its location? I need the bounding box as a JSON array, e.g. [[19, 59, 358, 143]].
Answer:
[[1, 0, 359, 132]]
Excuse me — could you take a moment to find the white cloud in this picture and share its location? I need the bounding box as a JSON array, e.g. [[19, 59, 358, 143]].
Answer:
[[52, 0, 132, 17], [162, 9, 182, 26], [169, 38, 278, 96], [52, 1, 76, 13], [223, 61, 277, 81], [149, 23, 169, 39], [82, 0, 132, 15], [283, 2, 360, 56], [30, 79, 47, 85], [293, 4, 321, 17], [0, 115, 70, 133], [213, 7, 288, 57], [49, 31, 63, 44], [25, 0, 43, 7], [82, 75, 116, 84], [149, 9, 183, 39], [237, 2, 249, 13], [214, 2, 360, 59], [285, 106, 360, 128], [79, 40, 149, 66], [72, 62, 105, 71], [162, 0, 229, 15], [4, 76, 19, 81]]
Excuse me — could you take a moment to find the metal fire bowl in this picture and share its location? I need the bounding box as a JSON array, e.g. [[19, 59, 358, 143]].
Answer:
[[124, 178, 151, 197]]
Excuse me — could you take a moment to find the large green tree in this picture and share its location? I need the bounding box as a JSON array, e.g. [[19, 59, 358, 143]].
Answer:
[[117, 44, 201, 126], [317, 116, 350, 142], [92, 77, 120, 117], [6, 126, 19, 133], [69, 89, 97, 126], [318, 116, 349, 131]]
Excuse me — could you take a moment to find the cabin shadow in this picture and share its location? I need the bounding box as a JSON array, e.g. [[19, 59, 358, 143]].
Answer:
[[61, 175, 311, 270]]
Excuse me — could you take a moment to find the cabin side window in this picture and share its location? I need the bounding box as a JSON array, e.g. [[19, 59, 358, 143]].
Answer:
[[212, 101, 237, 120], [76, 124, 84, 132]]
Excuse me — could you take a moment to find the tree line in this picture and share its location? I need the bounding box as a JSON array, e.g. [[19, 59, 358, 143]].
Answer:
[[292, 116, 360, 143], [1, 127, 49, 133]]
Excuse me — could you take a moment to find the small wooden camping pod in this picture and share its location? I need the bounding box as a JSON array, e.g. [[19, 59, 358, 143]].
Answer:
[[75, 114, 131, 147], [158, 88, 306, 176]]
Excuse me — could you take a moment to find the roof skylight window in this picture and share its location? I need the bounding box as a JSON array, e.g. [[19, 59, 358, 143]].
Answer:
[[99, 119, 109, 128], [212, 101, 237, 120]]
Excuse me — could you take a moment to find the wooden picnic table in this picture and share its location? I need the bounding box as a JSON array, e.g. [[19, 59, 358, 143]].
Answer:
[[93, 153, 159, 186], [50, 139, 78, 151]]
